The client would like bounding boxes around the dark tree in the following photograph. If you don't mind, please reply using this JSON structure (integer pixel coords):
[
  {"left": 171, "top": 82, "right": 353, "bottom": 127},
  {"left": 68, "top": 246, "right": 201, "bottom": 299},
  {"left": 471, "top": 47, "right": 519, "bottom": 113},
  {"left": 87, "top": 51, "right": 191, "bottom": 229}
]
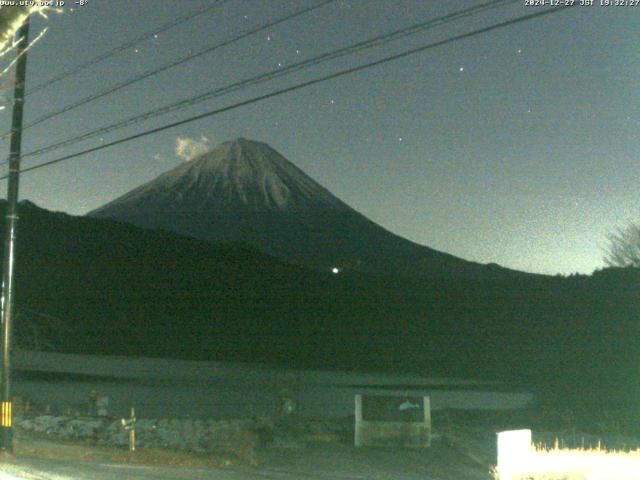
[{"left": 604, "top": 223, "right": 640, "bottom": 268}]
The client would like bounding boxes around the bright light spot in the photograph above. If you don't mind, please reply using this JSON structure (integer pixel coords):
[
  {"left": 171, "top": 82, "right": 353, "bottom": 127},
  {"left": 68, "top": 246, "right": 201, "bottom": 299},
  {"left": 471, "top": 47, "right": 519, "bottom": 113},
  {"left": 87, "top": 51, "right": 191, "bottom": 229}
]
[
  {"left": 331, "top": 267, "right": 340, "bottom": 274},
  {"left": 0, "top": 24, "right": 50, "bottom": 82},
  {"left": 0, "top": 7, "right": 45, "bottom": 54},
  {"left": 398, "top": 136, "right": 403, "bottom": 142},
  {"left": 496, "top": 429, "right": 532, "bottom": 479},
  {"left": 494, "top": 429, "right": 640, "bottom": 480},
  {"left": 459, "top": 66, "right": 464, "bottom": 72},
  {"left": 266, "top": 35, "right": 272, "bottom": 41}
]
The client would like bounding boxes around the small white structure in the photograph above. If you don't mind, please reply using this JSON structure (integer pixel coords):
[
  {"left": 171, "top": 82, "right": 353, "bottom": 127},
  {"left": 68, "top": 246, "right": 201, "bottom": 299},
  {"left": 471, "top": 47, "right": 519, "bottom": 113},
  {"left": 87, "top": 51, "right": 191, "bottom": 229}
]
[
  {"left": 354, "top": 394, "right": 431, "bottom": 448},
  {"left": 496, "top": 429, "right": 532, "bottom": 479}
]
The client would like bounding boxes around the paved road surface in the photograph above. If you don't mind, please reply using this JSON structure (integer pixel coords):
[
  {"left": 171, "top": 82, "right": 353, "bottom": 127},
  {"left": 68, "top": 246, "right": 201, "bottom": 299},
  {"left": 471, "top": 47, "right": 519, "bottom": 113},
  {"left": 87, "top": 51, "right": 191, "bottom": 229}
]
[{"left": 0, "top": 443, "right": 491, "bottom": 479}]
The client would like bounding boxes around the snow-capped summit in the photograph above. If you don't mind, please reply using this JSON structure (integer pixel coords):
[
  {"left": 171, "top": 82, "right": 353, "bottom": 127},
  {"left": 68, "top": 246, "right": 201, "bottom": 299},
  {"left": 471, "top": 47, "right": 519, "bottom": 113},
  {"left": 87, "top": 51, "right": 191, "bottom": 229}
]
[
  {"left": 89, "top": 138, "right": 507, "bottom": 277},
  {"left": 92, "top": 138, "right": 348, "bottom": 214}
]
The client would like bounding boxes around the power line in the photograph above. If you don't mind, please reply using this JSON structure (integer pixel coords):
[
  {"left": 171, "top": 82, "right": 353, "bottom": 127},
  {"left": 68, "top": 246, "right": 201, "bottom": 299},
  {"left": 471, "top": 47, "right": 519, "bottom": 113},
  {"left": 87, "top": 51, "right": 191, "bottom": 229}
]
[
  {"left": 6, "top": 5, "right": 573, "bottom": 180},
  {"left": 21, "top": 0, "right": 516, "bottom": 160},
  {"left": 13, "top": 0, "right": 337, "bottom": 135},
  {"left": 26, "top": 0, "right": 232, "bottom": 96}
]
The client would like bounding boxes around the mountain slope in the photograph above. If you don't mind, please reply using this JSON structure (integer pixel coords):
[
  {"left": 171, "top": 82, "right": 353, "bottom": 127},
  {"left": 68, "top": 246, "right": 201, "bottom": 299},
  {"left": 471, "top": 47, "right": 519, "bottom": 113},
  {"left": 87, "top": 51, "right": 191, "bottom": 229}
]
[{"left": 89, "top": 138, "right": 517, "bottom": 278}]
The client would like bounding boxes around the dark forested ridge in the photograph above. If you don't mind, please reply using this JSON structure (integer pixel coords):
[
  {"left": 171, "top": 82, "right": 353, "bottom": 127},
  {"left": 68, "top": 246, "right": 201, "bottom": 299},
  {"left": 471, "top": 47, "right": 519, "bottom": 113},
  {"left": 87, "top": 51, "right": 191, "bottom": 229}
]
[{"left": 4, "top": 200, "right": 639, "bottom": 412}]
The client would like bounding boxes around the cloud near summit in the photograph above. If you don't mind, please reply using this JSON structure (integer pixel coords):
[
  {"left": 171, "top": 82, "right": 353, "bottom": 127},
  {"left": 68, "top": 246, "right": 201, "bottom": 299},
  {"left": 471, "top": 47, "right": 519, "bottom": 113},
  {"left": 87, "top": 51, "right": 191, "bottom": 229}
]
[{"left": 175, "top": 135, "right": 211, "bottom": 162}]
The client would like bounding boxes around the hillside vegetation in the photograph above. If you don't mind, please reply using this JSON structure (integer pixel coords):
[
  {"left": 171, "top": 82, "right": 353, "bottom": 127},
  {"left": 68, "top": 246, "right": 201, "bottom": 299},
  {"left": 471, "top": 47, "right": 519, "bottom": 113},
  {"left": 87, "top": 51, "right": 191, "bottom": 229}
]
[{"left": 4, "top": 201, "right": 639, "bottom": 421}]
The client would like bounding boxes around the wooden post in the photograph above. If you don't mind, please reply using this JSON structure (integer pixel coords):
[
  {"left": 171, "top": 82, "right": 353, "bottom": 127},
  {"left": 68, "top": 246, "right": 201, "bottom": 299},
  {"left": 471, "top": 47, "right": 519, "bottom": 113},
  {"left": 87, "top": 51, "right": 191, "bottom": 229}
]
[
  {"left": 121, "top": 406, "right": 136, "bottom": 452},
  {"left": 129, "top": 407, "right": 136, "bottom": 452}
]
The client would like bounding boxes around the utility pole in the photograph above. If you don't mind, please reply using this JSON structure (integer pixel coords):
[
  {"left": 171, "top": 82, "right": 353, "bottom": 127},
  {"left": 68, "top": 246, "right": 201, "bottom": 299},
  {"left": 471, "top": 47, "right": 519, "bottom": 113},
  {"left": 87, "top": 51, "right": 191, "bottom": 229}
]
[{"left": 0, "top": 17, "right": 30, "bottom": 453}]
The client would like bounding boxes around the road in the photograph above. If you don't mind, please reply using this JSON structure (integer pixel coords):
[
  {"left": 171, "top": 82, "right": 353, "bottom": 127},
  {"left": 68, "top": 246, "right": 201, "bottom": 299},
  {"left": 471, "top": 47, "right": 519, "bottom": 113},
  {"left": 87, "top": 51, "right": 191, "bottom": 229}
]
[
  {"left": 0, "top": 442, "right": 492, "bottom": 480},
  {"left": 1, "top": 459, "right": 267, "bottom": 480},
  {"left": 0, "top": 458, "right": 407, "bottom": 480}
]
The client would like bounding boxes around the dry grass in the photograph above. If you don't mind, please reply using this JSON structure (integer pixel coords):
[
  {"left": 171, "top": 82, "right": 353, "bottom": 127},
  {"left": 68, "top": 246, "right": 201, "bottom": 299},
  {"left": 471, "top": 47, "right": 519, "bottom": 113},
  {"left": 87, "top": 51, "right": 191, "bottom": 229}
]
[{"left": 493, "top": 444, "right": 640, "bottom": 480}]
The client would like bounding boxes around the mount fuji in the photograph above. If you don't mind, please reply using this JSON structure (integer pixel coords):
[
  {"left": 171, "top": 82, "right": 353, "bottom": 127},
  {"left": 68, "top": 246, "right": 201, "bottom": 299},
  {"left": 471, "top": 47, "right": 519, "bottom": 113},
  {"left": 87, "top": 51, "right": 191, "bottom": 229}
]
[{"left": 89, "top": 138, "right": 515, "bottom": 278}]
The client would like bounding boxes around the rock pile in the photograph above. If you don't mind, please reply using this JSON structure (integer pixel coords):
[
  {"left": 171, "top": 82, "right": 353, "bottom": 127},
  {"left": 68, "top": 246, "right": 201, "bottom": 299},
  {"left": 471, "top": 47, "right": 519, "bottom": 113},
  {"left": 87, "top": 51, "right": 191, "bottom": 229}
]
[{"left": 15, "top": 415, "right": 259, "bottom": 453}]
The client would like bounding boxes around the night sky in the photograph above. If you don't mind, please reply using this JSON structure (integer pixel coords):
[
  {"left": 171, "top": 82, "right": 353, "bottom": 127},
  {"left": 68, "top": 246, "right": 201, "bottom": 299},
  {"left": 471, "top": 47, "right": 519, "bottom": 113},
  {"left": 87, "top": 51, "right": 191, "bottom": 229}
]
[{"left": 0, "top": 0, "right": 637, "bottom": 275}]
